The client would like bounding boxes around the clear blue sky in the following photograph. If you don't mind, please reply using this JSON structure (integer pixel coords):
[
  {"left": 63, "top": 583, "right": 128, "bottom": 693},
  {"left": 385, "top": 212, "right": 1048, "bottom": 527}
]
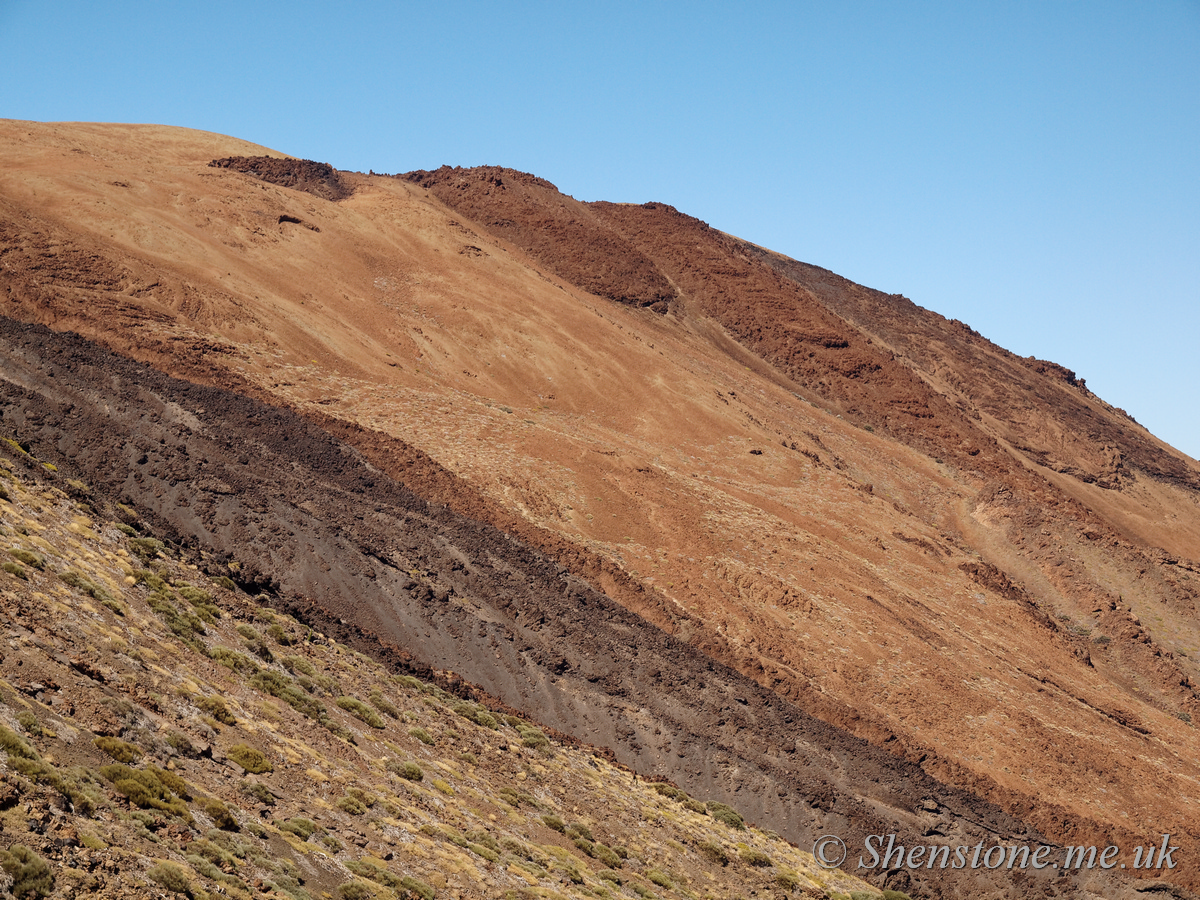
[{"left": 3, "top": 1, "right": 1197, "bottom": 458}]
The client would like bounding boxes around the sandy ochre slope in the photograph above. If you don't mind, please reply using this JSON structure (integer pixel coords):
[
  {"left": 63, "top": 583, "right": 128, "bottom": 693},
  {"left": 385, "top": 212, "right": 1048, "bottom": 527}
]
[{"left": 2, "top": 121, "right": 1200, "bottom": 897}]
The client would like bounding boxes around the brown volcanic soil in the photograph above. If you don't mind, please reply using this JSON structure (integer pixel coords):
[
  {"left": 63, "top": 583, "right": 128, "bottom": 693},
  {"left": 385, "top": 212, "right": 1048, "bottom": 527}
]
[
  {"left": 3, "top": 122, "right": 1200, "bottom": 896},
  {"left": 0, "top": 316, "right": 1086, "bottom": 899},
  {"left": 743, "top": 245, "right": 1200, "bottom": 557}
]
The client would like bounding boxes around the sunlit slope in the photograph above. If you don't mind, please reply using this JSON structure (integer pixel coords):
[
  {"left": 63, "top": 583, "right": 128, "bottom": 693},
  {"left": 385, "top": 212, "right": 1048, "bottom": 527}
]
[{"left": 2, "top": 122, "right": 1199, "bottom": 891}]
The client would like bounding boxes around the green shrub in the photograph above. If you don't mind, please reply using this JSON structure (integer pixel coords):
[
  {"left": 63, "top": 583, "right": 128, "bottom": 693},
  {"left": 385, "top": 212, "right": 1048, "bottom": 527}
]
[
  {"left": 205, "top": 797, "right": 239, "bottom": 830},
  {"left": 16, "top": 710, "right": 40, "bottom": 736},
  {"left": 336, "top": 881, "right": 372, "bottom": 900},
  {"left": 345, "top": 858, "right": 400, "bottom": 887},
  {"left": 2, "top": 561, "right": 26, "bottom": 580},
  {"left": 249, "top": 670, "right": 324, "bottom": 721},
  {"left": 237, "top": 624, "right": 274, "bottom": 661},
  {"left": 698, "top": 841, "right": 729, "bottom": 865},
  {"left": 775, "top": 871, "right": 801, "bottom": 890},
  {"left": 128, "top": 537, "right": 165, "bottom": 561},
  {"left": 565, "top": 822, "right": 593, "bottom": 842},
  {"left": 739, "top": 847, "right": 773, "bottom": 867},
  {"left": 147, "top": 861, "right": 191, "bottom": 894},
  {"left": 369, "top": 690, "right": 400, "bottom": 718},
  {"left": 165, "top": 731, "right": 195, "bottom": 757},
  {"left": 646, "top": 868, "right": 673, "bottom": 887},
  {"left": 266, "top": 623, "right": 292, "bottom": 645},
  {"left": 59, "top": 570, "right": 121, "bottom": 610},
  {"left": 8, "top": 549, "right": 44, "bottom": 570},
  {"left": 518, "top": 725, "right": 549, "bottom": 749},
  {"left": 706, "top": 801, "right": 745, "bottom": 830},
  {"left": 178, "top": 585, "right": 222, "bottom": 623},
  {"left": 650, "top": 782, "right": 684, "bottom": 800},
  {"left": 420, "top": 823, "right": 468, "bottom": 848},
  {"left": 399, "top": 876, "right": 435, "bottom": 900},
  {"left": 282, "top": 655, "right": 315, "bottom": 677},
  {"left": 541, "top": 814, "right": 565, "bottom": 832},
  {"left": 593, "top": 843, "right": 622, "bottom": 868},
  {"left": 187, "top": 838, "right": 236, "bottom": 868},
  {"left": 315, "top": 673, "right": 341, "bottom": 695},
  {"left": 228, "top": 744, "right": 272, "bottom": 774},
  {"left": 205, "top": 646, "right": 258, "bottom": 675},
  {"left": 132, "top": 569, "right": 167, "bottom": 591},
  {"left": 147, "top": 590, "right": 206, "bottom": 641},
  {"left": 336, "top": 696, "right": 385, "bottom": 729},
  {"left": 154, "top": 766, "right": 192, "bottom": 800},
  {"left": 469, "top": 842, "right": 499, "bottom": 862},
  {"left": 99, "top": 764, "right": 191, "bottom": 819},
  {"left": 451, "top": 700, "right": 498, "bottom": 729},
  {"left": 0, "top": 723, "right": 38, "bottom": 759},
  {"left": 408, "top": 727, "right": 434, "bottom": 745},
  {"left": 497, "top": 786, "right": 539, "bottom": 808},
  {"left": 337, "top": 794, "right": 367, "bottom": 815},
  {"left": 461, "top": 831, "right": 495, "bottom": 853},
  {"left": 387, "top": 759, "right": 423, "bottom": 781},
  {"left": 241, "top": 781, "right": 276, "bottom": 806},
  {"left": 882, "top": 892, "right": 914, "bottom": 900},
  {"left": 348, "top": 787, "right": 376, "bottom": 807},
  {"left": 0, "top": 845, "right": 53, "bottom": 899},
  {"left": 94, "top": 736, "right": 142, "bottom": 763},
  {"left": 277, "top": 817, "right": 319, "bottom": 840},
  {"left": 197, "top": 695, "right": 236, "bottom": 725},
  {"left": 598, "top": 869, "right": 623, "bottom": 885},
  {"left": 187, "top": 853, "right": 222, "bottom": 880},
  {"left": 5, "top": 748, "right": 101, "bottom": 815}
]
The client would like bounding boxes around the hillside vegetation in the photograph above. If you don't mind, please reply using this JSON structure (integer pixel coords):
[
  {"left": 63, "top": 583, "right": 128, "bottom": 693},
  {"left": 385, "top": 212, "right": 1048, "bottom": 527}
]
[{"left": 0, "top": 448, "right": 879, "bottom": 900}]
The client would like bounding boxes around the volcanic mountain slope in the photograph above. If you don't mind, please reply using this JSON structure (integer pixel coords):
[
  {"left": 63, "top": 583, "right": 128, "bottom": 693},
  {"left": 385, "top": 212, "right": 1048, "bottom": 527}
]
[
  {"left": 0, "top": 449, "right": 884, "bottom": 900},
  {"left": 1, "top": 120, "right": 1199, "bottom": 898},
  {"left": 0, "top": 317, "right": 1075, "bottom": 900}
]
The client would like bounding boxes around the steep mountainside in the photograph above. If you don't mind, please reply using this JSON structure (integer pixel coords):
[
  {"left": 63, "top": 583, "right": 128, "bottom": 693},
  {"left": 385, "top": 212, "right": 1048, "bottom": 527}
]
[
  {"left": 0, "top": 446, "right": 884, "bottom": 900},
  {"left": 2, "top": 121, "right": 1199, "bottom": 899}
]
